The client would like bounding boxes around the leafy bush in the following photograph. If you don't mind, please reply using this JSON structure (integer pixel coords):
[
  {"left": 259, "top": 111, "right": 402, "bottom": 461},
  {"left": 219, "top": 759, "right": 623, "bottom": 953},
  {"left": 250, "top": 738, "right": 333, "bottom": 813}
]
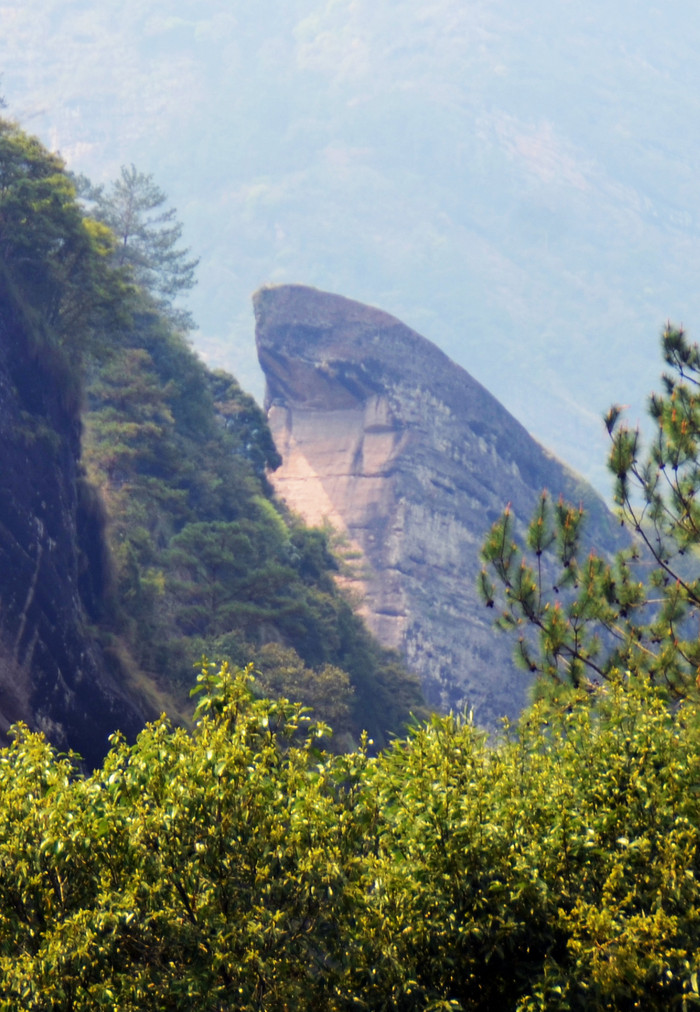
[{"left": 1, "top": 664, "right": 699, "bottom": 1010}]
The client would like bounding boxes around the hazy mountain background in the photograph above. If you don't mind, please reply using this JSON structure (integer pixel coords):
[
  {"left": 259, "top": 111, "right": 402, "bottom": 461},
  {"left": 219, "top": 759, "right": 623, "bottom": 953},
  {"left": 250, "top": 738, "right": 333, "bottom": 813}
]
[{"left": 2, "top": 0, "right": 699, "bottom": 495}]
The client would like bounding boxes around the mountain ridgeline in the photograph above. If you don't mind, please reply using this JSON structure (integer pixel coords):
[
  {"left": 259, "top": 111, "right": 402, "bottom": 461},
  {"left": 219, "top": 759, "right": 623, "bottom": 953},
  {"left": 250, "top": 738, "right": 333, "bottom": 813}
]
[{"left": 0, "top": 118, "right": 424, "bottom": 760}]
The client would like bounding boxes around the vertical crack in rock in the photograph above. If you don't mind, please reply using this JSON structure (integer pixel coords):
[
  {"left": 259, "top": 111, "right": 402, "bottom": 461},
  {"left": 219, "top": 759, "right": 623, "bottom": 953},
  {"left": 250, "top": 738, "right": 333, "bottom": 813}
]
[{"left": 255, "top": 283, "right": 621, "bottom": 728}]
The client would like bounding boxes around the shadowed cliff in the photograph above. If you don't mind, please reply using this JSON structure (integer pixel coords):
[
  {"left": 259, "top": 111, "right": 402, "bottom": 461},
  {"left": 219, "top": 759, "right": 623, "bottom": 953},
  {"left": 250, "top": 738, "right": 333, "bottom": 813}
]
[
  {"left": 0, "top": 271, "right": 151, "bottom": 767},
  {"left": 255, "top": 283, "right": 621, "bottom": 725}
]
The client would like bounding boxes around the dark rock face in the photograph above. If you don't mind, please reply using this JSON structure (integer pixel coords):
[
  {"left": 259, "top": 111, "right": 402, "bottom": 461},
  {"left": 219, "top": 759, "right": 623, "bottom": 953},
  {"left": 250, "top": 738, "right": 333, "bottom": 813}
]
[
  {"left": 0, "top": 276, "right": 149, "bottom": 767},
  {"left": 255, "top": 283, "right": 619, "bottom": 726}
]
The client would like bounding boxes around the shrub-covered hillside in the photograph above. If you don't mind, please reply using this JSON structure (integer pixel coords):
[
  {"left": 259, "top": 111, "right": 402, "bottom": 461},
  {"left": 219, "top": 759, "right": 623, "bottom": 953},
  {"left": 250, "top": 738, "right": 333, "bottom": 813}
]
[{"left": 0, "top": 114, "right": 425, "bottom": 752}]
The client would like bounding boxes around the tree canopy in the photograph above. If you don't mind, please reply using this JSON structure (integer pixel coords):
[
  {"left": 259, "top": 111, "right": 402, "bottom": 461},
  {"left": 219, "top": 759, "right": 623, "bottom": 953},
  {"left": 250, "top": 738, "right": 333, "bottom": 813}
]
[
  {"left": 0, "top": 117, "right": 123, "bottom": 393},
  {"left": 1, "top": 662, "right": 699, "bottom": 1010}
]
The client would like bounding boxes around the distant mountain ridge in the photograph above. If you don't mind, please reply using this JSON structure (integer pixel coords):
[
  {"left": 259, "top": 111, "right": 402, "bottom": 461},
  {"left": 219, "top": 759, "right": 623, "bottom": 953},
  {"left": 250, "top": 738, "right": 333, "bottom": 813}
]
[
  {"left": 255, "top": 284, "right": 624, "bottom": 724},
  {"left": 3, "top": 0, "right": 700, "bottom": 494}
]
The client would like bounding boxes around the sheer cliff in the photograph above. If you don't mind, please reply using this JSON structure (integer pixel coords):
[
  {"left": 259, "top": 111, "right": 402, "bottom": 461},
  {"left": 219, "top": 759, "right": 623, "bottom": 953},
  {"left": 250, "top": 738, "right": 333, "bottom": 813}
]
[
  {"left": 255, "top": 284, "right": 621, "bottom": 725},
  {"left": 0, "top": 272, "right": 150, "bottom": 766}
]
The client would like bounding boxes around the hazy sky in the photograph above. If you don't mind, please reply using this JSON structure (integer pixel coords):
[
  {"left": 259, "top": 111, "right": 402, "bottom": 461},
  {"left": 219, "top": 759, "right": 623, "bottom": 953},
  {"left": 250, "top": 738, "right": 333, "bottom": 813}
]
[{"left": 2, "top": 0, "right": 700, "bottom": 495}]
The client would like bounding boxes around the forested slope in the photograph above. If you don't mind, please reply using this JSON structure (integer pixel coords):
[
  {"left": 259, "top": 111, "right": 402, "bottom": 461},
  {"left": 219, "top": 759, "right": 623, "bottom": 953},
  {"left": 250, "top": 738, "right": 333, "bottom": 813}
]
[{"left": 0, "top": 115, "right": 424, "bottom": 756}]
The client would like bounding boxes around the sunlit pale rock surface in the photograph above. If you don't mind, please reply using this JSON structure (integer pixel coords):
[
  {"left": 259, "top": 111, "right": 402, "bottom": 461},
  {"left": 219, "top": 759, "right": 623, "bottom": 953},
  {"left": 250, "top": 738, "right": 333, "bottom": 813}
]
[{"left": 255, "top": 284, "right": 619, "bottom": 725}]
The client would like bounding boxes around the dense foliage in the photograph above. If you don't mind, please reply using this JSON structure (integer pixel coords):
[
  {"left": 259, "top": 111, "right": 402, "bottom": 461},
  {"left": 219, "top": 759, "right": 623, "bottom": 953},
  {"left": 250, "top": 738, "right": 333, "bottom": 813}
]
[
  {"left": 0, "top": 118, "right": 127, "bottom": 414},
  {"left": 1, "top": 663, "right": 699, "bottom": 1010}
]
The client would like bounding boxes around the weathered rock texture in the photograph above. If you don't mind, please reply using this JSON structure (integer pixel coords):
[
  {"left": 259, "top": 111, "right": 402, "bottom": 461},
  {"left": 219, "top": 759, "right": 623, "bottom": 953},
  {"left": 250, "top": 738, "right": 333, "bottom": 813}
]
[
  {"left": 255, "top": 283, "right": 619, "bottom": 726},
  {"left": 0, "top": 274, "right": 150, "bottom": 767}
]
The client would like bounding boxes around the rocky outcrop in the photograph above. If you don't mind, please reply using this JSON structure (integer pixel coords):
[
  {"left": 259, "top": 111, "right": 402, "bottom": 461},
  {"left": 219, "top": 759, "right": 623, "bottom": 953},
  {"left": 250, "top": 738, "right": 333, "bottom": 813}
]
[
  {"left": 0, "top": 273, "right": 150, "bottom": 767},
  {"left": 255, "top": 284, "right": 620, "bottom": 726}
]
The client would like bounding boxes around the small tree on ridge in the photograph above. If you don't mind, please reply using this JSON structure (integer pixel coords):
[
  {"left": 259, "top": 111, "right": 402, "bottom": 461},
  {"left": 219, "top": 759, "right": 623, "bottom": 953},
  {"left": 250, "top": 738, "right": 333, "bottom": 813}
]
[{"left": 82, "top": 164, "right": 198, "bottom": 330}]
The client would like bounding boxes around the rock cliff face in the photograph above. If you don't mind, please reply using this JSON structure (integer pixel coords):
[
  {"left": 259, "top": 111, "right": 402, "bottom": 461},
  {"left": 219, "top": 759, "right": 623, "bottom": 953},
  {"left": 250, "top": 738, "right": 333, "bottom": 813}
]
[
  {"left": 255, "top": 284, "right": 618, "bottom": 726},
  {"left": 0, "top": 274, "right": 149, "bottom": 767}
]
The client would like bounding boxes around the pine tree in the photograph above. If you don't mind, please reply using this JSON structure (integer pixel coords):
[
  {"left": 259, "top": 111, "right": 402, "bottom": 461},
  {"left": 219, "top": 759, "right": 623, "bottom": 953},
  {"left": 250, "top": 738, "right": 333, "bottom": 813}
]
[
  {"left": 480, "top": 324, "right": 700, "bottom": 699},
  {"left": 81, "top": 164, "right": 198, "bottom": 330}
]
